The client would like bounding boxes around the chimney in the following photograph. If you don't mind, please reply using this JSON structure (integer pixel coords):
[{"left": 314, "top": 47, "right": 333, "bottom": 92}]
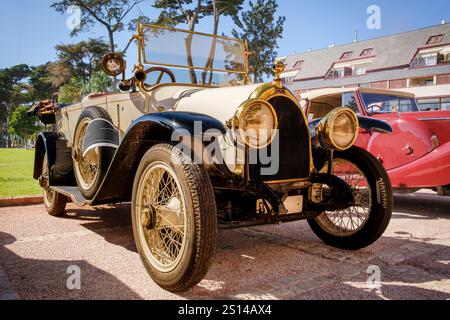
[
  {"left": 354, "top": 30, "right": 359, "bottom": 43},
  {"left": 442, "top": 19, "right": 447, "bottom": 25}
]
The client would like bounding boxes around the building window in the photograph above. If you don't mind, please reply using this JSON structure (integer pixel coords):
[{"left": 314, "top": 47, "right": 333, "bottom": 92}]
[
  {"left": 340, "top": 51, "right": 353, "bottom": 60},
  {"left": 417, "top": 98, "right": 441, "bottom": 111},
  {"left": 360, "top": 48, "right": 373, "bottom": 57},
  {"left": 410, "top": 77, "right": 435, "bottom": 87},
  {"left": 427, "top": 34, "right": 444, "bottom": 45},
  {"left": 293, "top": 60, "right": 304, "bottom": 69},
  {"left": 354, "top": 67, "right": 367, "bottom": 76},
  {"left": 326, "top": 67, "right": 352, "bottom": 78},
  {"left": 425, "top": 78, "right": 435, "bottom": 86},
  {"left": 443, "top": 98, "right": 450, "bottom": 110},
  {"left": 282, "top": 76, "right": 295, "bottom": 85},
  {"left": 418, "top": 97, "right": 450, "bottom": 111}
]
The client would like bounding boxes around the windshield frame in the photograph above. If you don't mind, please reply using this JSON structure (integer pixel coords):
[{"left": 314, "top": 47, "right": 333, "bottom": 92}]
[
  {"left": 360, "top": 92, "right": 420, "bottom": 114},
  {"left": 140, "top": 24, "right": 250, "bottom": 78}
]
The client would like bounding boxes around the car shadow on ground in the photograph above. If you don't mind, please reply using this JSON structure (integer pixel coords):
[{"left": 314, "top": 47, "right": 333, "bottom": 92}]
[
  {"left": 12, "top": 194, "right": 448, "bottom": 300},
  {"left": 393, "top": 193, "right": 450, "bottom": 219},
  {"left": 0, "top": 231, "right": 142, "bottom": 300},
  {"left": 63, "top": 203, "right": 137, "bottom": 253}
]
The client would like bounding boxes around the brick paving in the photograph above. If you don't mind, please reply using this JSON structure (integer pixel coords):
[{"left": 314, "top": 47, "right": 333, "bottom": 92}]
[{"left": 0, "top": 192, "right": 449, "bottom": 300}]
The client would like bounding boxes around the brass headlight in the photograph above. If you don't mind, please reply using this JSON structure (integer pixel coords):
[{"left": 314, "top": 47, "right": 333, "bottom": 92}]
[
  {"left": 100, "top": 53, "right": 126, "bottom": 77},
  {"left": 232, "top": 99, "right": 278, "bottom": 149},
  {"left": 316, "top": 108, "right": 359, "bottom": 151}
]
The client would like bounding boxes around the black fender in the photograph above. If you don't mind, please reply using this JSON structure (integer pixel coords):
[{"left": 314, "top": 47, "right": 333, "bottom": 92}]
[
  {"left": 34, "top": 132, "right": 75, "bottom": 186},
  {"left": 309, "top": 115, "right": 393, "bottom": 139},
  {"left": 93, "top": 112, "right": 226, "bottom": 203},
  {"left": 357, "top": 116, "right": 393, "bottom": 134},
  {"left": 34, "top": 132, "right": 58, "bottom": 180},
  {"left": 82, "top": 118, "right": 120, "bottom": 156}
]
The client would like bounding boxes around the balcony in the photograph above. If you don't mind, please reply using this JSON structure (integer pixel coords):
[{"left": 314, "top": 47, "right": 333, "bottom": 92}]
[
  {"left": 325, "top": 68, "right": 366, "bottom": 79},
  {"left": 411, "top": 55, "right": 450, "bottom": 69}
]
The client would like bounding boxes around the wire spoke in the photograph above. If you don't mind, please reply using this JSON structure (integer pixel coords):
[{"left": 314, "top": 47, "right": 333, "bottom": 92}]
[
  {"left": 320, "top": 158, "right": 372, "bottom": 236},
  {"left": 137, "top": 163, "right": 187, "bottom": 270}
]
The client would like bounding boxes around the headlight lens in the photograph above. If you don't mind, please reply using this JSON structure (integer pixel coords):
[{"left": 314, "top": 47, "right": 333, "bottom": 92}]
[
  {"left": 317, "top": 108, "right": 359, "bottom": 151},
  {"left": 101, "top": 53, "right": 126, "bottom": 77},
  {"left": 235, "top": 100, "right": 278, "bottom": 149}
]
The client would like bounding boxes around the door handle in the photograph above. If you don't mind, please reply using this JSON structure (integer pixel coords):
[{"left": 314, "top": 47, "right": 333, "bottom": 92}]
[{"left": 402, "top": 144, "right": 414, "bottom": 156}]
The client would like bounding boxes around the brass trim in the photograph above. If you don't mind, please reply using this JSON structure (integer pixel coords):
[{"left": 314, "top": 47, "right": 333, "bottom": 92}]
[
  {"left": 140, "top": 61, "right": 248, "bottom": 75},
  {"left": 250, "top": 83, "right": 316, "bottom": 180},
  {"left": 142, "top": 23, "right": 244, "bottom": 43},
  {"left": 231, "top": 98, "right": 279, "bottom": 150},
  {"left": 100, "top": 53, "right": 127, "bottom": 77},
  {"left": 315, "top": 107, "right": 359, "bottom": 151},
  {"left": 265, "top": 178, "right": 311, "bottom": 185},
  {"left": 273, "top": 62, "right": 285, "bottom": 89}
]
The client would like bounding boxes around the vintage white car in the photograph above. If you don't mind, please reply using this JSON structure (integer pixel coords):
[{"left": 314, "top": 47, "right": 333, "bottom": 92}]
[{"left": 30, "top": 22, "right": 394, "bottom": 292}]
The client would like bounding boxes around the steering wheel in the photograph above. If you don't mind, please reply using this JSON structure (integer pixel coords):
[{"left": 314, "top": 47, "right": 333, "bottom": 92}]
[
  {"left": 367, "top": 104, "right": 383, "bottom": 113},
  {"left": 144, "top": 67, "right": 176, "bottom": 86}
]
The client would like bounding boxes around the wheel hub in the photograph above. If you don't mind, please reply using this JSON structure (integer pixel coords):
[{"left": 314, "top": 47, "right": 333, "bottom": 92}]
[
  {"left": 141, "top": 205, "right": 157, "bottom": 230},
  {"left": 38, "top": 175, "right": 48, "bottom": 188}
]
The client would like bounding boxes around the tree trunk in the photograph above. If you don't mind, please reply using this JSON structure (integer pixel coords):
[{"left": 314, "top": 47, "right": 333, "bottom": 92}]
[
  {"left": 202, "top": 11, "right": 220, "bottom": 85},
  {"left": 186, "top": 18, "right": 198, "bottom": 84}
]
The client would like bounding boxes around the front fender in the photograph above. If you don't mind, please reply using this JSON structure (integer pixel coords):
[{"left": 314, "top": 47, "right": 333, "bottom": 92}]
[
  {"left": 357, "top": 116, "right": 393, "bottom": 134},
  {"left": 92, "top": 112, "right": 226, "bottom": 203}
]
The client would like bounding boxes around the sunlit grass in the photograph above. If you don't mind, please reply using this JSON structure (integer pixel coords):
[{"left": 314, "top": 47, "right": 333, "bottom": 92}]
[{"left": 0, "top": 148, "right": 41, "bottom": 197}]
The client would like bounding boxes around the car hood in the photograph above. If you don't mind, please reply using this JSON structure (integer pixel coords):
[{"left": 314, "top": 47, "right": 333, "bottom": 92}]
[{"left": 175, "top": 83, "right": 262, "bottom": 123}]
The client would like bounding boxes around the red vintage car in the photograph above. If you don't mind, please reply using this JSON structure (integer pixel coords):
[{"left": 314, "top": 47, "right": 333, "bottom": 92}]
[{"left": 301, "top": 87, "right": 450, "bottom": 195}]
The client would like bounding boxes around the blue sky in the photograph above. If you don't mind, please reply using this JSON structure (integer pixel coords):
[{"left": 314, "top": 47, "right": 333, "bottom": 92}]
[{"left": 0, "top": 0, "right": 449, "bottom": 69}]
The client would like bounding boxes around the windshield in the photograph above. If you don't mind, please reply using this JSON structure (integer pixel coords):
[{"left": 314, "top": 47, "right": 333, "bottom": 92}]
[
  {"left": 141, "top": 25, "right": 248, "bottom": 86},
  {"left": 361, "top": 93, "right": 419, "bottom": 114}
]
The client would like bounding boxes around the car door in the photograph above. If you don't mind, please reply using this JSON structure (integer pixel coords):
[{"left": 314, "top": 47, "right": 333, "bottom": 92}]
[{"left": 356, "top": 92, "right": 435, "bottom": 171}]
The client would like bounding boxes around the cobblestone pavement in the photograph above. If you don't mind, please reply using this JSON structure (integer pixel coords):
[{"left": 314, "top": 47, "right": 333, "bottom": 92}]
[{"left": 0, "top": 192, "right": 449, "bottom": 300}]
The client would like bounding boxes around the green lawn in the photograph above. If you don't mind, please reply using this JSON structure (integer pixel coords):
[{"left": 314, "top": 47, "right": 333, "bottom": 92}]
[{"left": 0, "top": 148, "right": 41, "bottom": 198}]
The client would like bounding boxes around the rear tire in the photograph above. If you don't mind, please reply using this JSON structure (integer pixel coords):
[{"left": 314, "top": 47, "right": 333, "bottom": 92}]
[
  {"left": 131, "top": 144, "right": 217, "bottom": 292},
  {"left": 42, "top": 155, "right": 67, "bottom": 217},
  {"left": 308, "top": 147, "right": 393, "bottom": 250},
  {"left": 73, "top": 107, "right": 114, "bottom": 199}
]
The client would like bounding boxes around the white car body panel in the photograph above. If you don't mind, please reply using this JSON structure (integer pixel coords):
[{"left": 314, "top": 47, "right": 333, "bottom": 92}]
[
  {"left": 56, "top": 83, "right": 263, "bottom": 150},
  {"left": 175, "top": 84, "right": 261, "bottom": 123}
]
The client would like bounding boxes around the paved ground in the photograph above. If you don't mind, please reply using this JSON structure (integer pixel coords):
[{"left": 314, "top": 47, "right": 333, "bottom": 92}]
[{"left": 0, "top": 192, "right": 449, "bottom": 300}]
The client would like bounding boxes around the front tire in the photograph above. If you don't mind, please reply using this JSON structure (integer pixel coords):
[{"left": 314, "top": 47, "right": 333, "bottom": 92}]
[
  {"left": 131, "top": 144, "right": 217, "bottom": 292},
  {"left": 308, "top": 147, "right": 393, "bottom": 250}
]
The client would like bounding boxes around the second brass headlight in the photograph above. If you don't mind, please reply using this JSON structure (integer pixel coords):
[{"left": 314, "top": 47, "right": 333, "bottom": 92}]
[
  {"left": 316, "top": 108, "right": 359, "bottom": 151},
  {"left": 233, "top": 99, "right": 278, "bottom": 149}
]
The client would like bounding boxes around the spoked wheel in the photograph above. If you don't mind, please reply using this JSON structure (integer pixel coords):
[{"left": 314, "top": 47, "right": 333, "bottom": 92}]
[
  {"left": 308, "top": 147, "right": 393, "bottom": 250},
  {"left": 42, "top": 155, "right": 67, "bottom": 217},
  {"left": 73, "top": 107, "right": 114, "bottom": 199},
  {"left": 132, "top": 144, "right": 217, "bottom": 292},
  {"left": 73, "top": 118, "right": 100, "bottom": 190},
  {"left": 317, "top": 158, "right": 371, "bottom": 236}
]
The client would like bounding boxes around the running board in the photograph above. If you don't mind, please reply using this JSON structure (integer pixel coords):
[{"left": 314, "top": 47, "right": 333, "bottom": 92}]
[{"left": 51, "top": 186, "right": 90, "bottom": 206}]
